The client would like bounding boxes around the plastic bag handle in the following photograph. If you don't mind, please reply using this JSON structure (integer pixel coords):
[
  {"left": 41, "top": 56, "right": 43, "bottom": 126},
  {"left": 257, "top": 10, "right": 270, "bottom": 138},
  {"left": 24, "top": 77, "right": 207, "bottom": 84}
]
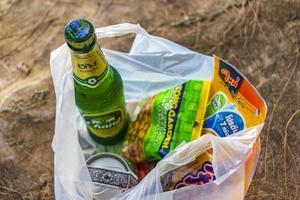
[{"left": 95, "top": 23, "right": 148, "bottom": 38}]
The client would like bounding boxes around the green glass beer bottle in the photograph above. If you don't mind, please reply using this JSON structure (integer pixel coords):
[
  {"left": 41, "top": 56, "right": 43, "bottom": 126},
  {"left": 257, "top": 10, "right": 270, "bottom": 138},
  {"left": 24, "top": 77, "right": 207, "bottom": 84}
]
[{"left": 64, "top": 19, "right": 128, "bottom": 145}]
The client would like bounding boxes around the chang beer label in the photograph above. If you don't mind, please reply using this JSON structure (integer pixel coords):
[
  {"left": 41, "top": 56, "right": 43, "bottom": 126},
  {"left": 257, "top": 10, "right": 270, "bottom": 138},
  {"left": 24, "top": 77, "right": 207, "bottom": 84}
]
[
  {"left": 84, "top": 110, "right": 125, "bottom": 138},
  {"left": 71, "top": 47, "right": 107, "bottom": 88}
]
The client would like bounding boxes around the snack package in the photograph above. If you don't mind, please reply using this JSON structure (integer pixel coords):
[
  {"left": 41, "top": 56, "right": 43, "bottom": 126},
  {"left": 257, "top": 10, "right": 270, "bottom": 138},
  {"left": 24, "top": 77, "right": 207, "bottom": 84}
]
[
  {"left": 161, "top": 151, "right": 215, "bottom": 191},
  {"left": 203, "top": 56, "right": 267, "bottom": 136},
  {"left": 123, "top": 80, "right": 211, "bottom": 163},
  {"left": 161, "top": 56, "right": 267, "bottom": 191}
]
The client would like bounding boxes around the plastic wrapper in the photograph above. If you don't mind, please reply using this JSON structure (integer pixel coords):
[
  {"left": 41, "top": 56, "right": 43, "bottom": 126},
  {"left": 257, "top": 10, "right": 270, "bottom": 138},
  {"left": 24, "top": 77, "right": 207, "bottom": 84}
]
[
  {"left": 50, "top": 23, "right": 267, "bottom": 200},
  {"left": 203, "top": 56, "right": 267, "bottom": 136},
  {"left": 123, "top": 80, "right": 211, "bottom": 162}
]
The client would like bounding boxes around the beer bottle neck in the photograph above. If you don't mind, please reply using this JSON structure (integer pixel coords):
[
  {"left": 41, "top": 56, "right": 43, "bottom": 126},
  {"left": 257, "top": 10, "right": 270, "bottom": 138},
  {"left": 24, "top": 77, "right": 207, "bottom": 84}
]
[{"left": 70, "top": 43, "right": 109, "bottom": 88}]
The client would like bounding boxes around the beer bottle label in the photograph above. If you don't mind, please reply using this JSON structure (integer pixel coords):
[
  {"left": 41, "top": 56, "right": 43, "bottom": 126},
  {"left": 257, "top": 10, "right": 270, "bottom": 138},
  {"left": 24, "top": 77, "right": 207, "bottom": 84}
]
[
  {"left": 83, "top": 109, "right": 125, "bottom": 138},
  {"left": 71, "top": 48, "right": 107, "bottom": 88}
]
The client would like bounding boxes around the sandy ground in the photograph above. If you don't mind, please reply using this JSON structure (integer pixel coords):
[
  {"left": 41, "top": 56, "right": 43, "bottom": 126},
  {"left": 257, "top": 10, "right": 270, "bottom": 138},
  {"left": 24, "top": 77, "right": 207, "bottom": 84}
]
[{"left": 0, "top": 0, "right": 299, "bottom": 199}]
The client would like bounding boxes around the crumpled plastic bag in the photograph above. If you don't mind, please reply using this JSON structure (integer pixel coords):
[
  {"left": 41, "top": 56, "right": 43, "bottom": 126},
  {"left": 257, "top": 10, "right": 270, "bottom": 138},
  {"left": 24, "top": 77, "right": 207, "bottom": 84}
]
[{"left": 50, "top": 23, "right": 266, "bottom": 200}]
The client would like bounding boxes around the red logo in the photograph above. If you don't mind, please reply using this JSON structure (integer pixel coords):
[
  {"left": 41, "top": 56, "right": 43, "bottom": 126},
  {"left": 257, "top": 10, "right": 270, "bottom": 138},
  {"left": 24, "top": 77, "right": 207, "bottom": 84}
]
[{"left": 221, "top": 69, "right": 240, "bottom": 88}]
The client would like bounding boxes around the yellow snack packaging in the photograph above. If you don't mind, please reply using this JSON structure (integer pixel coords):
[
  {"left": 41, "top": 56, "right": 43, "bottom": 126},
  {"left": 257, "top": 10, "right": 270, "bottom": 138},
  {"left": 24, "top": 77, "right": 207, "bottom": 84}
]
[{"left": 203, "top": 56, "right": 267, "bottom": 135}]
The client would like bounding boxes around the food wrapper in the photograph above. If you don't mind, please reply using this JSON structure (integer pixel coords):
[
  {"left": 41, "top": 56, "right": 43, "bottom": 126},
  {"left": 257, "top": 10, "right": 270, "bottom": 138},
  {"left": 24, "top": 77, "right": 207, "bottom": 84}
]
[
  {"left": 123, "top": 80, "right": 211, "bottom": 163},
  {"left": 161, "top": 151, "right": 214, "bottom": 191},
  {"left": 203, "top": 56, "right": 267, "bottom": 135}
]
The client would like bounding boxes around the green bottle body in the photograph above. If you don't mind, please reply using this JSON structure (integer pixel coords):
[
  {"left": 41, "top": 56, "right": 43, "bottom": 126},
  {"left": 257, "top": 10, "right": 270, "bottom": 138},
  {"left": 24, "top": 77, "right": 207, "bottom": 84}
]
[{"left": 71, "top": 45, "right": 128, "bottom": 145}]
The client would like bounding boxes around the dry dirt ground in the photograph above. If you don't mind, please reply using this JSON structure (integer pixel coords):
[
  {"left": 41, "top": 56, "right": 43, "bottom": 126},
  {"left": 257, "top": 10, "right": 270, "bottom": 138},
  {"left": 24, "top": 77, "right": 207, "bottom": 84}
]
[{"left": 0, "top": 0, "right": 299, "bottom": 199}]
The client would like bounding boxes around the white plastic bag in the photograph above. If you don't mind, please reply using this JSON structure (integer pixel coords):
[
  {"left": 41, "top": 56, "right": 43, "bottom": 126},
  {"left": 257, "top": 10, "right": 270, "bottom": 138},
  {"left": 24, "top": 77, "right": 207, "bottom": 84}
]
[{"left": 50, "top": 23, "right": 265, "bottom": 200}]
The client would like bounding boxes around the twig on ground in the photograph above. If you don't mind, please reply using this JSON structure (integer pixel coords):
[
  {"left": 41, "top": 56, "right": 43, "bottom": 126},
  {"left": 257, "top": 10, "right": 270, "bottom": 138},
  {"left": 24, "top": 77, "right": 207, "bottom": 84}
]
[{"left": 0, "top": 185, "right": 24, "bottom": 199}]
